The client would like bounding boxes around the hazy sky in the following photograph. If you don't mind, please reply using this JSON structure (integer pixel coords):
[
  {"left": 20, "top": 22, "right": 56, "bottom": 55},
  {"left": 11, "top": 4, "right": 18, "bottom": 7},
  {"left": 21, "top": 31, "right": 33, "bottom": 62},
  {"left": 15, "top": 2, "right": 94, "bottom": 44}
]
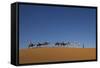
[{"left": 19, "top": 4, "right": 96, "bottom": 48}]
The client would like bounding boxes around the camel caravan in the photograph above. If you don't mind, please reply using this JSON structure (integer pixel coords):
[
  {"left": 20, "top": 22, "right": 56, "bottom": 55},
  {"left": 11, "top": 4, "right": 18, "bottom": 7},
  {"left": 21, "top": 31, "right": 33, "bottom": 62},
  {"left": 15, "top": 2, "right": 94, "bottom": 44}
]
[{"left": 28, "top": 41, "right": 81, "bottom": 48}]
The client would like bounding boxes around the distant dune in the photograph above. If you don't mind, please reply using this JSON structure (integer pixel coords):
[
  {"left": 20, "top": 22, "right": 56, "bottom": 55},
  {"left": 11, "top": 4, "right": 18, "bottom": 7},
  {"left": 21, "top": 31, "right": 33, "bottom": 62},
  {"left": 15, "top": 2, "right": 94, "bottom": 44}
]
[{"left": 19, "top": 48, "right": 96, "bottom": 64}]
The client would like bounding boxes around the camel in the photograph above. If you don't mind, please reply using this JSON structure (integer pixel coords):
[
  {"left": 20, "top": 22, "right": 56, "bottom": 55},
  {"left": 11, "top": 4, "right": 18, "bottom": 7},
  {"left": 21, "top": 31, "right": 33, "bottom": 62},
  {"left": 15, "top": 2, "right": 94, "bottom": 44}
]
[
  {"left": 28, "top": 43, "right": 35, "bottom": 48},
  {"left": 55, "top": 42, "right": 67, "bottom": 47},
  {"left": 28, "top": 41, "right": 35, "bottom": 48},
  {"left": 37, "top": 42, "right": 49, "bottom": 47}
]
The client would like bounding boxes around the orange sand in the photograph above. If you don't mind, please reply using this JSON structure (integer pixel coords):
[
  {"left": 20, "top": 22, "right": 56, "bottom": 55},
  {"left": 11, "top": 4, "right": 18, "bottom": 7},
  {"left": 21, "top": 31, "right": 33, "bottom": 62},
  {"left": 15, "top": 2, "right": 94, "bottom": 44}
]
[{"left": 19, "top": 48, "right": 96, "bottom": 64}]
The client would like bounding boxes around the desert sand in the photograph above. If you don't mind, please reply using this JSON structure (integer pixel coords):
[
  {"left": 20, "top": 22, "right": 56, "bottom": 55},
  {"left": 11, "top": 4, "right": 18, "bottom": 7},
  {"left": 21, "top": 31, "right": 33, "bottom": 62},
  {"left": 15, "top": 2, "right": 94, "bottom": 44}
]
[{"left": 19, "top": 48, "right": 96, "bottom": 64}]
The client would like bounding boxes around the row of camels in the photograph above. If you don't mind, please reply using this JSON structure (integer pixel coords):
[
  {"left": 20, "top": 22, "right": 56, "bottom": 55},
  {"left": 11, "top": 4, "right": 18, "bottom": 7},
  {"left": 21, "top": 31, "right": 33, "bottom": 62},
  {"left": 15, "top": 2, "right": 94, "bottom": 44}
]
[{"left": 28, "top": 41, "right": 81, "bottom": 48}]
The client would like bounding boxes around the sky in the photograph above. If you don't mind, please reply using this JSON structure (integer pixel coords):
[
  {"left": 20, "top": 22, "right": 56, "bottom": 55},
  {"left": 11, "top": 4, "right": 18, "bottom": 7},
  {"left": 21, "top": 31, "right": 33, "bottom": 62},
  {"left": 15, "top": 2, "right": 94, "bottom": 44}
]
[{"left": 19, "top": 4, "right": 96, "bottom": 48}]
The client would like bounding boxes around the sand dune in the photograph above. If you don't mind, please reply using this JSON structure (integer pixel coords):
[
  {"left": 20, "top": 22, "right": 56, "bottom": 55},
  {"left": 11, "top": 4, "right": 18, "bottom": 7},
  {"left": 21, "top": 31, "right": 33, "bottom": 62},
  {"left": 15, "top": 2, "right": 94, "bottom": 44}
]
[{"left": 19, "top": 48, "right": 96, "bottom": 64}]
